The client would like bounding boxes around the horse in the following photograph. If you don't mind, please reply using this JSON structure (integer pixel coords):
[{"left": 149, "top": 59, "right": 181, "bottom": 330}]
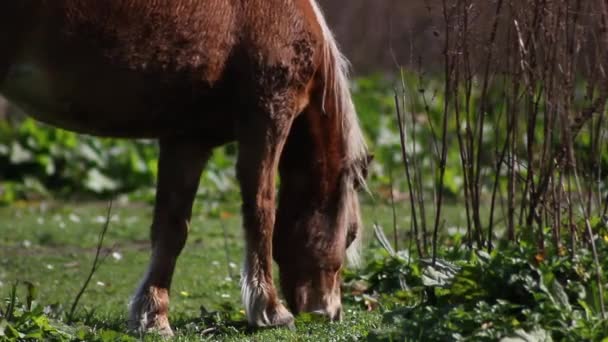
[{"left": 0, "top": 0, "right": 369, "bottom": 336}]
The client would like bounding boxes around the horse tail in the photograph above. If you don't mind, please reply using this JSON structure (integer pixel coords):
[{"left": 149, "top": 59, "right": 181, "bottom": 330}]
[{"left": 309, "top": 0, "right": 368, "bottom": 266}]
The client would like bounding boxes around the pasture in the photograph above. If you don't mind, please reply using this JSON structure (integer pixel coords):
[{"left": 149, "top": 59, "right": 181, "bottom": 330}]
[
  {"left": 0, "top": 200, "right": 388, "bottom": 341},
  {"left": 1, "top": 199, "right": 477, "bottom": 340},
  {"left": 2, "top": 0, "right": 608, "bottom": 341},
  {"left": 3, "top": 196, "right": 608, "bottom": 341}
]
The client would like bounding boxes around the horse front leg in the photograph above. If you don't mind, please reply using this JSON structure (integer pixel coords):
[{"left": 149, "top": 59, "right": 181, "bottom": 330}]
[
  {"left": 237, "top": 104, "right": 296, "bottom": 328},
  {"left": 129, "top": 139, "right": 211, "bottom": 336}
]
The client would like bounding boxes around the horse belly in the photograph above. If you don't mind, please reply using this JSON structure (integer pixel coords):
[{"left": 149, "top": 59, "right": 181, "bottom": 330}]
[
  {"left": 0, "top": 0, "right": 240, "bottom": 139},
  {"left": 1, "top": 61, "right": 63, "bottom": 118},
  {"left": 0, "top": 57, "right": 234, "bottom": 141},
  {"left": 1, "top": 61, "right": 142, "bottom": 135}
]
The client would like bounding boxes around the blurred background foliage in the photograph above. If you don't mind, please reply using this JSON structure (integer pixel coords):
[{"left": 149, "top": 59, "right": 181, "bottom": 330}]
[{"left": 1, "top": 73, "right": 605, "bottom": 205}]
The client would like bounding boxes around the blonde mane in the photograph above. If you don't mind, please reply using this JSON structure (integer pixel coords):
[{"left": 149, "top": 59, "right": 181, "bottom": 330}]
[{"left": 310, "top": 0, "right": 368, "bottom": 266}]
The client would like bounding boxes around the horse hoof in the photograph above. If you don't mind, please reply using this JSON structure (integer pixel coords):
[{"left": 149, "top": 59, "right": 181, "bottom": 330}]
[
  {"left": 248, "top": 302, "right": 295, "bottom": 329},
  {"left": 266, "top": 303, "right": 295, "bottom": 328},
  {"left": 134, "top": 322, "right": 174, "bottom": 338},
  {"left": 151, "top": 324, "right": 175, "bottom": 338},
  {"left": 128, "top": 287, "right": 173, "bottom": 337},
  {"left": 128, "top": 314, "right": 174, "bottom": 338}
]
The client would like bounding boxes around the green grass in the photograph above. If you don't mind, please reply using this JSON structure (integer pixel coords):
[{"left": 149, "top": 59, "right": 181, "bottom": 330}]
[
  {"left": 0, "top": 192, "right": 480, "bottom": 341},
  {"left": 1, "top": 196, "right": 428, "bottom": 341},
  {"left": 4, "top": 196, "right": 603, "bottom": 341}
]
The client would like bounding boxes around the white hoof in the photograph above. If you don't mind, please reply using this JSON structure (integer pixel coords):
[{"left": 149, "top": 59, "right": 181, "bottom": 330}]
[{"left": 241, "top": 276, "right": 294, "bottom": 327}]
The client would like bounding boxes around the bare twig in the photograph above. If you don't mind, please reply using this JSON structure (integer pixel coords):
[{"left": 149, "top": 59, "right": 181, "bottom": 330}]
[
  {"left": 67, "top": 201, "right": 113, "bottom": 323},
  {"left": 433, "top": 0, "right": 455, "bottom": 265},
  {"left": 394, "top": 93, "right": 424, "bottom": 258}
]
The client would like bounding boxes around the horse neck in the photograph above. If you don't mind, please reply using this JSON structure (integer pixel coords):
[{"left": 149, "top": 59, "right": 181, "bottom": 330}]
[{"left": 279, "top": 95, "right": 346, "bottom": 206}]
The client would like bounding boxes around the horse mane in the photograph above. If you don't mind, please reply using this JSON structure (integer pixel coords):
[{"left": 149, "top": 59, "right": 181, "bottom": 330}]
[{"left": 310, "top": 0, "right": 368, "bottom": 267}]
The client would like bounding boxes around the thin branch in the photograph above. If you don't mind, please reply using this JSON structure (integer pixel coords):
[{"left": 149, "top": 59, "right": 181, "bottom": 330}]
[
  {"left": 67, "top": 201, "right": 113, "bottom": 323},
  {"left": 394, "top": 92, "right": 423, "bottom": 258}
]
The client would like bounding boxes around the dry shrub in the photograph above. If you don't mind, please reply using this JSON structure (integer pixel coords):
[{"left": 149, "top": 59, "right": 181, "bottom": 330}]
[{"left": 389, "top": 0, "right": 608, "bottom": 314}]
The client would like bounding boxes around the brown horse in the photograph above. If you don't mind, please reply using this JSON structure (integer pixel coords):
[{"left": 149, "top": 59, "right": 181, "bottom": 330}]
[{"left": 0, "top": 0, "right": 369, "bottom": 336}]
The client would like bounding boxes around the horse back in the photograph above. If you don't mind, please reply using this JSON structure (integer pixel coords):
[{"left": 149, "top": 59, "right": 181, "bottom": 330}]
[
  {"left": 49, "top": 1, "right": 240, "bottom": 83},
  {"left": 50, "top": 0, "right": 322, "bottom": 86},
  {"left": 0, "top": 0, "right": 323, "bottom": 139}
]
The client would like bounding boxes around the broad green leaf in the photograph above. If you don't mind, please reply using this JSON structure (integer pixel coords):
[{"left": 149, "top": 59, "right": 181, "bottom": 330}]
[{"left": 85, "top": 168, "right": 119, "bottom": 193}]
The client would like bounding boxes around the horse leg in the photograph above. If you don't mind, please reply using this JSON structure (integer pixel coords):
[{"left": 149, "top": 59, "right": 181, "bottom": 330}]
[
  {"left": 237, "top": 104, "right": 296, "bottom": 328},
  {"left": 129, "top": 139, "right": 211, "bottom": 336}
]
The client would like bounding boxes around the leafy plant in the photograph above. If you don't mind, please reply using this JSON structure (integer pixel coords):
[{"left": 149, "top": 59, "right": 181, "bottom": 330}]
[
  {"left": 346, "top": 239, "right": 608, "bottom": 341},
  {"left": 0, "top": 282, "right": 139, "bottom": 341},
  {"left": 0, "top": 118, "right": 242, "bottom": 205},
  {"left": 1, "top": 283, "right": 71, "bottom": 341}
]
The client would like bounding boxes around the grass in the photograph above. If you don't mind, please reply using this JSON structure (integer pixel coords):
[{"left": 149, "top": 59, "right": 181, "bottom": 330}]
[
  {"left": 3, "top": 197, "right": 608, "bottom": 342},
  {"left": 2, "top": 195, "right": 469, "bottom": 341},
  {"left": 3, "top": 192, "right": 604, "bottom": 341},
  {"left": 0, "top": 189, "right": 481, "bottom": 341}
]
